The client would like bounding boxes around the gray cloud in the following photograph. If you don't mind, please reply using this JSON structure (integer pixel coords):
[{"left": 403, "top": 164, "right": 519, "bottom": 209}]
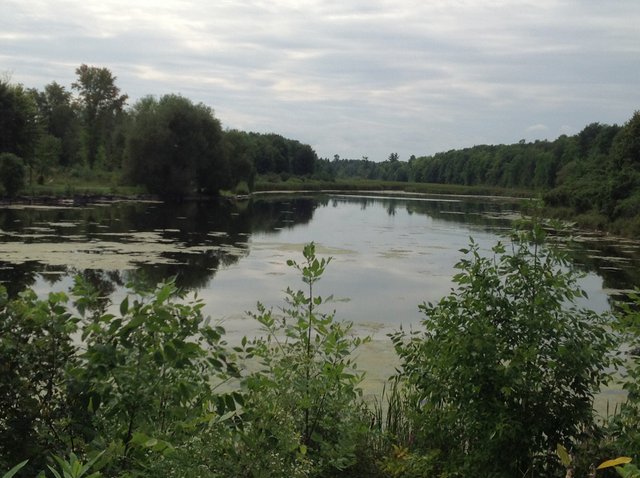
[{"left": 1, "top": 0, "right": 639, "bottom": 160}]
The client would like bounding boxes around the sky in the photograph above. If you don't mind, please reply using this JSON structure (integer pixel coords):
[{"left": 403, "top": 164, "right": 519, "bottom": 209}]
[{"left": 1, "top": 0, "right": 639, "bottom": 161}]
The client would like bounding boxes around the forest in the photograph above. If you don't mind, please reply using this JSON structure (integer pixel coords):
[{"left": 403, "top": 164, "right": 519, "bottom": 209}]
[
  {"left": 0, "top": 65, "right": 316, "bottom": 201},
  {"left": 323, "top": 114, "right": 640, "bottom": 236},
  {"left": 1, "top": 65, "right": 640, "bottom": 234}
]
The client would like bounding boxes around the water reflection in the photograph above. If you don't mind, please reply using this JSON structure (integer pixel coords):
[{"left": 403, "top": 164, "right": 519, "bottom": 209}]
[
  {"left": 0, "top": 195, "right": 638, "bottom": 325},
  {"left": 0, "top": 197, "right": 322, "bottom": 295}
]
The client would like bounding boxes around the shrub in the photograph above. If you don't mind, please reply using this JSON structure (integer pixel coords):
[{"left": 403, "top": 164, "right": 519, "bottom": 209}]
[
  {"left": 609, "top": 291, "right": 640, "bottom": 461},
  {"left": 234, "top": 180, "right": 250, "bottom": 195},
  {"left": 0, "top": 153, "right": 26, "bottom": 197},
  {"left": 245, "top": 243, "right": 371, "bottom": 476},
  {"left": 391, "top": 223, "right": 618, "bottom": 477}
]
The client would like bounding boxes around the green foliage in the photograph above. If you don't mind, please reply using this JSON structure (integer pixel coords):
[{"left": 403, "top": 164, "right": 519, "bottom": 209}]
[
  {"left": 0, "top": 153, "right": 26, "bottom": 197},
  {"left": 1, "top": 232, "right": 636, "bottom": 477},
  {"left": 70, "top": 277, "right": 240, "bottom": 473},
  {"left": 0, "top": 80, "right": 40, "bottom": 160},
  {"left": 47, "top": 452, "right": 103, "bottom": 478},
  {"left": 1, "top": 460, "right": 28, "bottom": 478},
  {"left": 224, "top": 129, "right": 317, "bottom": 179},
  {"left": 34, "top": 134, "right": 62, "bottom": 184},
  {"left": 616, "top": 463, "right": 640, "bottom": 478},
  {"left": 72, "top": 64, "right": 128, "bottom": 167},
  {"left": 124, "top": 94, "right": 229, "bottom": 199},
  {"left": 0, "top": 276, "right": 241, "bottom": 476},
  {"left": 391, "top": 223, "right": 618, "bottom": 477},
  {"left": 233, "top": 180, "right": 251, "bottom": 195},
  {"left": 245, "top": 243, "right": 371, "bottom": 476},
  {"left": 544, "top": 112, "right": 640, "bottom": 234},
  {"left": 608, "top": 290, "right": 640, "bottom": 459},
  {"left": 31, "top": 82, "right": 83, "bottom": 167},
  {"left": 0, "top": 286, "right": 78, "bottom": 473}
]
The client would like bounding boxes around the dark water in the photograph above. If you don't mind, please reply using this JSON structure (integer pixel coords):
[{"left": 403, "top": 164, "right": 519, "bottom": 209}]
[{"left": 1, "top": 194, "right": 639, "bottom": 335}]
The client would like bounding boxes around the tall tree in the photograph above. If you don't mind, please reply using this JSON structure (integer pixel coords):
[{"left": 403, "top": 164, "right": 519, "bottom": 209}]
[
  {"left": 290, "top": 142, "right": 317, "bottom": 175},
  {"left": 124, "top": 94, "right": 228, "bottom": 200},
  {"left": 72, "top": 64, "right": 128, "bottom": 167},
  {"left": 32, "top": 82, "right": 82, "bottom": 166},
  {"left": 0, "top": 80, "right": 39, "bottom": 160}
]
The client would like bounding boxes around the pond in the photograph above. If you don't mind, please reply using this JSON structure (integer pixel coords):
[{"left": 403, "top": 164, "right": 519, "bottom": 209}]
[{"left": 1, "top": 193, "right": 640, "bottom": 342}]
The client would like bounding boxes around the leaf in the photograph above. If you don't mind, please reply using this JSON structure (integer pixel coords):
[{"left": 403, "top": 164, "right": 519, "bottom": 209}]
[
  {"left": 156, "top": 283, "right": 173, "bottom": 303},
  {"left": 597, "top": 457, "right": 633, "bottom": 470},
  {"left": 2, "top": 460, "right": 28, "bottom": 478},
  {"left": 46, "top": 465, "right": 63, "bottom": 478},
  {"left": 556, "top": 444, "right": 572, "bottom": 467},
  {"left": 144, "top": 438, "right": 158, "bottom": 448},
  {"left": 119, "top": 296, "right": 129, "bottom": 315},
  {"left": 163, "top": 343, "right": 177, "bottom": 361}
]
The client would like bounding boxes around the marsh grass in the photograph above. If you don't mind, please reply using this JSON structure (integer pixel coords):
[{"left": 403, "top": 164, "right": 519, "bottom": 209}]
[{"left": 254, "top": 177, "right": 535, "bottom": 198}]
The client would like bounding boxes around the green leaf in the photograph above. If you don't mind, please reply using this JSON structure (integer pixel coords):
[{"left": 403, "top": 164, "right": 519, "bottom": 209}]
[
  {"left": 2, "top": 460, "right": 29, "bottom": 478},
  {"left": 156, "top": 283, "right": 173, "bottom": 303},
  {"left": 119, "top": 296, "right": 129, "bottom": 315},
  {"left": 163, "top": 343, "right": 177, "bottom": 361},
  {"left": 144, "top": 438, "right": 159, "bottom": 448},
  {"left": 556, "top": 444, "right": 572, "bottom": 467},
  {"left": 46, "top": 466, "right": 63, "bottom": 478}
]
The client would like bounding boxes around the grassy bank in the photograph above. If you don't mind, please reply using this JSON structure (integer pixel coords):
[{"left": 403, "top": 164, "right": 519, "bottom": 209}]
[
  {"left": 6, "top": 173, "right": 536, "bottom": 203},
  {"left": 254, "top": 177, "right": 536, "bottom": 198}
]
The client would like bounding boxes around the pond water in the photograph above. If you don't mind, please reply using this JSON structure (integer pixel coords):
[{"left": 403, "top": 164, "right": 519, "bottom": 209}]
[{"left": 1, "top": 193, "right": 640, "bottom": 340}]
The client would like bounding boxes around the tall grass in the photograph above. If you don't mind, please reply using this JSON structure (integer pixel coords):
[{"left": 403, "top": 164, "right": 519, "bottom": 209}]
[{"left": 368, "top": 379, "right": 413, "bottom": 455}]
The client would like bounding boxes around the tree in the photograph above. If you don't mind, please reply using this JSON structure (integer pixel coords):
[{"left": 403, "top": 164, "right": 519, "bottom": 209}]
[
  {"left": 222, "top": 129, "right": 257, "bottom": 190},
  {"left": 291, "top": 142, "right": 317, "bottom": 175},
  {"left": 0, "top": 153, "right": 26, "bottom": 197},
  {"left": 32, "top": 82, "right": 82, "bottom": 166},
  {"left": 611, "top": 110, "right": 640, "bottom": 170},
  {"left": 33, "top": 134, "right": 61, "bottom": 184},
  {"left": 124, "top": 94, "right": 228, "bottom": 199},
  {"left": 391, "top": 223, "right": 617, "bottom": 477},
  {"left": 72, "top": 64, "right": 128, "bottom": 167},
  {"left": 0, "top": 81, "right": 39, "bottom": 160}
]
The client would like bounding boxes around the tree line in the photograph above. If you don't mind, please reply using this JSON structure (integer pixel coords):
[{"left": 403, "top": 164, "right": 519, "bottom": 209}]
[
  {"left": 2, "top": 65, "right": 639, "bottom": 233},
  {"left": 0, "top": 65, "right": 318, "bottom": 199},
  {"left": 319, "top": 112, "right": 640, "bottom": 234}
]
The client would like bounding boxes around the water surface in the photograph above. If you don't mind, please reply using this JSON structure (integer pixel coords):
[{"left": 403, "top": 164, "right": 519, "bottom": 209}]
[{"left": 1, "top": 194, "right": 639, "bottom": 338}]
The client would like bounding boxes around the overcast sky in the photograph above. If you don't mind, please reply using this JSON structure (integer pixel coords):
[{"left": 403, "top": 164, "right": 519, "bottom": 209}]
[{"left": 1, "top": 0, "right": 639, "bottom": 161}]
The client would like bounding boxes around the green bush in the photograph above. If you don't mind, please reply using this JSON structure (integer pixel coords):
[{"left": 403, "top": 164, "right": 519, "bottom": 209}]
[
  {"left": 391, "top": 223, "right": 618, "bottom": 477},
  {"left": 0, "top": 287, "right": 78, "bottom": 474},
  {"left": 609, "top": 291, "right": 640, "bottom": 461},
  {"left": 244, "top": 243, "right": 372, "bottom": 476},
  {"left": 0, "top": 153, "right": 26, "bottom": 197},
  {"left": 234, "top": 180, "right": 250, "bottom": 195},
  {"left": 2, "top": 237, "right": 634, "bottom": 477}
]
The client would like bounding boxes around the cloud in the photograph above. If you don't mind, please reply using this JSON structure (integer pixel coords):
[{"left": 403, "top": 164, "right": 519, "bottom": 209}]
[{"left": 1, "top": 0, "right": 639, "bottom": 159}]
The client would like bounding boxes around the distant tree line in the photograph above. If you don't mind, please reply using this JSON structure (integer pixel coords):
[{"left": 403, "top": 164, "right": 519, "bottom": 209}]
[
  {"left": 320, "top": 112, "right": 640, "bottom": 235},
  {"left": 0, "top": 65, "right": 318, "bottom": 199}
]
